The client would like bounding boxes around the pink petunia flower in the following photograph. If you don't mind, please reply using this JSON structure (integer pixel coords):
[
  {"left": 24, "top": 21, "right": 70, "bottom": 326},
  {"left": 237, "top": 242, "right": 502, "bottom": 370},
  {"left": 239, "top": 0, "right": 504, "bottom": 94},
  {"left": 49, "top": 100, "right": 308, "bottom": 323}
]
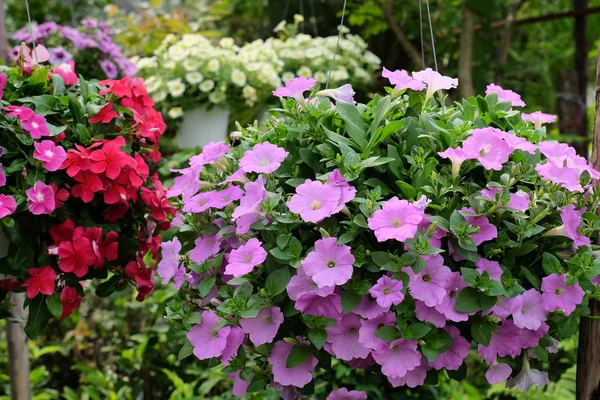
[
  {"left": 268, "top": 340, "right": 318, "bottom": 388},
  {"left": 326, "top": 388, "right": 368, "bottom": 400},
  {"left": 431, "top": 326, "right": 470, "bottom": 371},
  {"left": 387, "top": 357, "right": 428, "bottom": 388},
  {"left": 232, "top": 176, "right": 266, "bottom": 223},
  {"left": 460, "top": 207, "right": 498, "bottom": 245},
  {"left": 221, "top": 326, "right": 245, "bottom": 366},
  {"left": 186, "top": 310, "right": 232, "bottom": 360},
  {"left": 367, "top": 197, "right": 425, "bottom": 242},
  {"left": 326, "top": 313, "right": 371, "bottom": 361},
  {"left": 287, "top": 179, "right": 342, "bottom": 223},
  {"left": 302, "top": 237, "right": 354, "bottom": 288},
  {"left": 295, "top": 292, "right": 343, "bottom": 319},
  {"left": 358, "top": 311, "right": 396, "bottom": 349},
  {"left": 21, "top": 113, "right": 50, "bottom": 139},
  {"left": 535, "top": 161, "right": 584, "bottom": 192},
  {"left": 240, "top": 306, "right": 284, "bottom": 346},
  {"left": 481, "top": 186, "right": 531, "bottom": 212},
  {"left": 506, "top": 356, "right": 549, "bottom": 392},
  {"left": 52, "top": 61, "right": 78, "bottom": 85},
  {"left": 414, "top": 300, "right": 446, "bottom": 328},
  {"left": 157, "top": 237, "right": 181, "bottom": 284},
  {"left": 511, "top": 289, "right": 547, "bottom": 330},
  {"left": 167, "top": 164, "right": 203, "bottom": 200},
  {"left": 541, "top": 273, "right": 584, "bottom": 316},
  {"left": 412, "top": 68, "right": 458, "bottom": 99},
  {"left": 538, "top": 141, "right": 576, "bottom": 166},
  {"left": 522, "top": 111, "right": 557, "bottom": 129},
  {"left": 496, "top": 130, "right": 537, "bottom": 154},
  {"left": 316, "top": 84, "right": 356, "bottom": 104},
  {"left": 369, "top": 275, "right": 404, "bottom": 309},
  {"left": 326, "top": 169, "right": 356, "bottom": 213},
  {"left": 406, "top": 255, "right": 451, "bottom": 307},
  {"left": 183, "top": 191, "right": 217, "bottom": 213},
  {"left": 438, "top": 147, "right": 468, "bottom": 178},
  {"left": 462, "top": 128, "right": 513, "bottom": 171},
  {"left": 475, "top": 258, "right": 503, "bottom": 282},
  {"left": 486, "top": 363, "right": 512, "bottom": 385},
  {"left": 273, "top": 77, "right": 317, "bottom": 102},
  {"left": 190, "top": 234, "right": 221, "bottom": 264},
  {"left": 477, "top": 320, "right": 523, "bottom": 363},
  {"left": 33, "top": 140, "right": 67, "bottom": 171},
  {"left": 286, "top": 265, "right": 335, "bottom": 300},
  {"left": 486, "top": 83, "right": 526, "bottom": 107},
  {"left": 212, "top": 186, "right": 244, "bottom": 209},
  {"left": 26, "top": 181, "right": 55, "bottom": 215},
  {"left": 189, "top": 141, "right": 230, "bottom": 166},
  {"left": 224, "top": 238, "right": 267, "bottom": 277},
  {"left": 352, "top": 295, "right": 387, "bottom": 320},
  {"left": 434, "top": 272, "right": 474, "bottom": 322},
  {"left": 239, "top": 142, "right": 289, "bottom": 174},
  {"left": 382, "top": 68, "right": 426, "bottom": 92},
  {"left": 0, "top": 194, "right": 16, "bottom": 219},
  {"left": 372, "top": 338, "right": 421, "bottom": 379},
  {"left": 544, "top": 204, "right": 591, "bottom": 249}
]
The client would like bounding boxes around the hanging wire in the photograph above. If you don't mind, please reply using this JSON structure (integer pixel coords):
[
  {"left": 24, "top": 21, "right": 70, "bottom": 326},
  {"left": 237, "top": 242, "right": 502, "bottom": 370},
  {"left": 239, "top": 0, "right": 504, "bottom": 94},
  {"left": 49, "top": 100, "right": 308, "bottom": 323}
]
[
  {"left": 23, "top": 0, "right": 38, "bottom": 63},
  {"left": 425, "top": 0, "right": 438, "bottom": 71},
  {"left": 325, "top": 0, "right": 348, "bottom": 89},
  {"left": 299, "top": 0, "right": 305, "bottom": 32},
  {"left": 281, "top": 0, "right": 291, "bottom": 24},
  {"left": 418, "top": 0, "right": 425, "bottom": 68},
  {"left": 309, "top": 0, "right": 319, "bottom": 36}
]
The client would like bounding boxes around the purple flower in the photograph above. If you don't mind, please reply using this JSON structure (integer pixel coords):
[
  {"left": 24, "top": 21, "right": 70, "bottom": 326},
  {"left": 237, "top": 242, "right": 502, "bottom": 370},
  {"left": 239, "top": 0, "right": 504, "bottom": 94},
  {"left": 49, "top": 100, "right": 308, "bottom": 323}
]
[
  {"left": 369, "top": 275, "right": 404, "bottom": 309},
  {"left": 232, "top": 177, "right": 266, "bottom": 221},
  {"left": 295, "top": 292, "right": 343, "bottom": 319},
  {"left": 239, "top": 142, "right": 289, "bottom": 174},
  {"left": 475, "top": 259, "right": 503, "bottom": 282},
  {"left": 414, "top": 300, "right": 446, "bottom": 328},
  {"left": 460, "top": 207, "right": 498, "bottom": 245},
  {"left": 302, "top": 237, "right": 354, "bottom": 288},
  {"left": 229, "top": 371, "right": 250, "bottom": 397},
  {"left": 190, "top": 141, "right": 230, "bottom": 166},
  {"left": 382, "top": 68, "right": 426, "bottom": 92},
  {"left": 221, "top": 326, "right": 245, "bottom": 365},
  {"left": 358, "top": 311, "right": 396, "bottom": 349},
  {"left": 438, "top": 147, "right": 468, "bottom": 178},
  {"left": 367, "top": 197, "right": 425, "bottom": 242},
  {"left": 183, "top": 191, "right": 217, "bottom": 213},
  {"left": 273, "top": 77, "right": 317, "bottom": 102},
  {"left": 481, "top": 187, "right": 530, "bottom": 212},
  {"left": 116, "top": 57, "right": 138, "bottom": 77},
  {"left": 477, "top": 320, "right": 523, "bottom": 363},
  {"left": 269, "top": 340, "right": 318, "bottom": 388},
  {"left": 545, "top": 204, "right": 591, "bottom": 249},
  {"left": 486, "top": 363, "right": 512, "bottom": 385},
  {"left": 431, "top": 326, "right": 470, "bottom": 371},
  {"left": 352, "top": 295, "right": 386, "bottom": 320},
  {"left": 536, "top": 161, "right": 584, "bottom": 192},
  {"left": 387, "top": 358, "right": 428, "bottom": 388},
  {"left": 326, "top": 388, "right": 368, "bottom": 400},
  {"left": 406, "top": 255, "right": 451, "bottom": 307},
  {"left": 213, "top": 186, "right": 244, "bottom": 209},
  {"left": 167, "top": 164, "right": 203, "bottom": 200},
  {"left": 326, "top": 313, "right": 371, "bottom": 361},
  {"left": 541, "top": 273, "right": 584, "bottom": 316},
  {"left": 81, "top": 19, "right": 98, "bottom": 28},
  {"left": 506, "top": 356, "right": 549, "bottom": 392},
  {"left": 224, "top": 238, "right": 267, "bottom": 277},
  {"left": 316, "top": 84, "right": 356, "bottom": 104},
  {"left": 486, "top": 83, "right": 526, "bottom": 107},
  {"left": 48, "top": 46, "right": 73, "bottom": 65},
  {"left": 286, "top": 266, "right": 335, "bottom": 300},
  {"left": 412, "top": 68, "right": 458, "bottom": 99},
  {"left": 287, "top": 179, "right": 342, "bottom": 223},
  {"left": 158, "top": 237, "right": 181, "bottom": 284},
  {"left": 187, "top": 310, "right": 231, "bottom": 360},
  {"left": 497, "top": 130, "right": 537, "bottom": 154},
  {"left": 372, "top": 338, "right": 421, "bottom": 379},
  {"left": 240, "top": 306, "right": 284, "bottom": 346},
  {"left": 511, "top": 289, "right": 547, "bottom": 330},
  {"left": 462, "top": 128, "right": 513, "bottom": 171},
  {"left": 190, "top": 234, "right": 221, "bottom": 264},
  {"left": 100, "top": 60, "right": 118, "bottom": 79},
  {"left": 326, "top": 169, "right": 356, "bottom": 213},
  {"left": 434, "top": 272, "right": 474, "bottom": 322}
]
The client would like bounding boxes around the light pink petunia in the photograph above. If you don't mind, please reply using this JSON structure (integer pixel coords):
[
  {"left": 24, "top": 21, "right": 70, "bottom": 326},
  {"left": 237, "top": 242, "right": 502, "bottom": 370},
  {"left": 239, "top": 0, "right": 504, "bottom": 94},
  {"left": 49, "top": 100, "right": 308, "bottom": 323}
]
[
  {"left": 353, "top": 295, "right": 387, "bottom": 320},
  {"left": 286, "top": 179, "right": 342, "bottom": 223},
  {"left": 316, "top": 84, "right": 356, "bottom": 104},
  {"left": 462, "top": 128, "right": 513, "bottom": 171},
  {"left": 548, "top": 204, "right": 591, "bottom": 249},
  {"left": 221, "top": 327, "right": 245, "bottom": 366},
  {"left": 506, "top": 356, "right": 549, "bottom": 392},
  {"left": 326, "top": 313, "right": 371, "bottom": 361},
  {"left": 406, "top": 255, "right": 451, "bottom": 307},
  {"left": 382, "top": 68, "right": 426, "bottom": 92},
  {"left": 475, "top": 258, "right": 503, "bottom": 282},
  {"left": 431, "top": 326, "right": 470, "bottom": 371},
  {"left": 158, "top": 237, "right": 181, "bottom": 284},
  {"left": 372, "top": 338, "right": 421, "bottom": 379},
  {"left": 224, "top": 238, "right": 267, "bottom": 277},
  {"left": 286, "top": 265, "right": 336, "bottom": 301},
  {"left": 239, "top": 142, "right": 289, "bottom": 174},
  {"left": 52, "top": 61, "right": 78, "bottom": 85},
  {"left": 273, "top": 77, "right": 317, "bottom": 102},
  {"left": 496, "top": 130, "right": 537, "bottom": 154},
  {"left": 302, "top": 237, "right": 355, "bottom": 288},
  {"left": 477, "top": 320, "right": 524, "bottom": 363},
  {"left": 240, "top": 306, "right": 284, "bottom": 346},
  {"left": 438, "top": 147, "right": 468, "bottom": 178},
  {"left": 412, "top": 68, "right": 458, "bottom": 99},
  {"left": 460, "top": 207, "right": 498, "bottom": 245},
  {"left": 486, "top": 363, "right": 512, "bottom": 385},
  {"left": 369, "top": 275, "right": 404, "bottom": 309},
  {"left": 326, "top": 388, "right": 368, "bottom": 400},
  {"left": 167, "top": 164, "right": 203, "bottom": 200},
  {"left": 358, "top": 311, "right": 396, "bottom": 349},
  {"left": 511, "top": 289, "right": 547, "bottom": 330},
  {"left": 186, "top": 310, "right": 231, "bottom": 360},
  {"left": 541, "top": 273, "right": 585, "bottom": 316},
  {"left": 522, "top": 111, "right": 557, "bottom": 128},
  {"left": 414, "top": 300, "right": 446, "bottom": 328},
  {"left": 26, "top": 181, "right": 55, "bottom": 215},
  {"left": 268, "top": 340, "right": 318, "bottom": 388},
  {"left": 33, "top": 140, "right": 67, "bottom": 171},
  {"left": 295, "top": 292, "right": 343, "bottom": 319},
  {"left": 212, "top": 186, "right": 244, "bottom": 209},
  {"left": 189, "top": 141, "right": 230, "bottom": 166},
  {"left": 538, "top": 141, "right": 577, "bottom": 166},
  {"left": 190, "top": 234, "right": 221, "bottom": 264},
  {"left": 183, "top": 191, "right": 217, "bottom": 213},
  {"left": 326, "top": 169, "right": 356, "bottom": 213},
  {"left": 232, "top": 176, "right": 266, "bottom": 220},
  {"left": 434, "top": 272, "right": 474, "bottom": 322},
  {"left": 387, "top": 357, "right": 428, "bottom": 388},
  {"left": 0, "top": 194, "right": 17, "bottom": 219},
  {"left": 367, "top": 197, "right": 425, "bottom": 242},
  {"left": 486, "top": 83, "right": 526, "bottom": 107},
  {"left": 535, "top": 161, "right": 584, "bottom": 192}
]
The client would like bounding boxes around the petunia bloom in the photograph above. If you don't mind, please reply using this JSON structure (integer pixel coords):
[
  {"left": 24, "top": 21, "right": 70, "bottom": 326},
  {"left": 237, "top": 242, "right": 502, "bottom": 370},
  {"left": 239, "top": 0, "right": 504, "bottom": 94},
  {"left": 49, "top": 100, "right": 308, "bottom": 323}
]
[
  {"left": 486, "top": 83, "right": 526, "bottom": 107},
  {"left": 157, "top": 237, "right": 181, "bottom": 284},
  {"left": 438, "top": 147, "right": 468, "bottom": 178},
  {"left": 287, "top": 179, "right": 343, "bottom": 223},
  {"left": 431, "top": 326, "right": 470, "bottom": 370},
  {"left": 543, "top": 204, "right": 591, "bottom": 249},
  {"left": 302, "top": 237, "right": 355, "bottom": 288},
  {"left": 269, "top": 340, "right": 318, "bottom": 388},
  {"left": 326, "top": 313, "right": 371, "bottom": 361},
  {"left": 369, "top": 275, "right": 404, "bottom": 309},
  {"left": 486, "top": 363, "right": 512, "bottom": 385},
  {"left": 273, "top": 77, "right": 317, "bottom": 102},
  {"left": 462, "top": 128, "right": 513, "bottom": 171},
  {"left": 406, "top": 255, "right": 451, "bottom": 307},
  {"left": 372, "top": 338, "right": 421, "bottom": 379},
  {"left": 475, "top": 258, "right": 503, "bottom": 282},
  {"left": 541, "top": 273, "right": 584, "bottom": 316},
  {"left": 506, "top": 356, "right": 549, "bottom": 392},
  {"left": 327, "top": 388, "right": 368, "bottom": 400},
  {"left": 316, "top": 84, "right": 356, "bottom": 104},
  {"left": 187, "top": 310, "right": 232, "bottom": 360},
  {"left": 511, "top": 289, "right": 547, "bottom": 330},
  {"left": 190, "top": 234, "right": 221, "bottom": 264},
  {"left": 367, "top": 197, "right": 425, "bottom": 242},
  {"left": 460, "top": 207, "right": 498, "bottom": 245},
  {"left": 382, "top": 67, "right": 426, "bottom": 92},
  {"left": 412, "top": 68, "right": 458, "bottom": 99},
  {"left": 33, "top": 140, "right": 67, "bottom": 171},
  {"left": 239, "top": 142, "right": 289, "bottom": 174},
  {"left": 23, "top": 266, "right": 56, "bottom": 298},
  {"left": 240, "top": 306, "right": 284, "bottom": 346},
  {"left": 26, "top": 181, "right": 55, "bottom": 215},
  {"left": 224, "top": 238, "right": 267, "bottom": 277},
  {"left": 522, "top": 111, "right": 557, "bottom": 129}
]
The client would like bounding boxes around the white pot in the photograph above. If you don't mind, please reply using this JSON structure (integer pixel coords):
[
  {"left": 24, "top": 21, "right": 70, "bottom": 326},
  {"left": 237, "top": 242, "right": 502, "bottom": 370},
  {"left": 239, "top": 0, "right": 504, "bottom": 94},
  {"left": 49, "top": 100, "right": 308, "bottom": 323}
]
[{"left": 178, "top": 106, "right": 230, "bottom": 149}]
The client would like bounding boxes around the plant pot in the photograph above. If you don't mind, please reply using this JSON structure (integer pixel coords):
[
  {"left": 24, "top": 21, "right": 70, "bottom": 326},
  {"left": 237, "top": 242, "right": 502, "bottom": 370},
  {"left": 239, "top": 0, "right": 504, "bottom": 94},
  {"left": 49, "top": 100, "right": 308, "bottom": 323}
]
[
  {"left": 178, "top": 106, "right": 230, "bottom": 149},
  {"left": 0, "top": 228, "right": 8, "bottom": 259}
]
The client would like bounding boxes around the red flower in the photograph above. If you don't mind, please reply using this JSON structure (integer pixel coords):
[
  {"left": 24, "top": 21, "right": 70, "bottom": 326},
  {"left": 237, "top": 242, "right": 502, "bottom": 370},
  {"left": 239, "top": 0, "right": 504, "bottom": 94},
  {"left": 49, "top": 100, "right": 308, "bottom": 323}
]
[
  {"left": 125, "top": 259, "right": 155, "bottom": 302},
  {"left": 23, "top": 266, "right": 56, "bottom": 298},
  {"left": 50, "top": 183, "right": 70, "bottom": 208},
  {"left": 49, "top": 219, "right": 75, "bottom": 243},
  {"left": 90, "top": 141, "right": 132, "bottom": 180},
  {"left": 58, "top": 237, "right": 97, "bottom": 277},
  {"left": 140, "top": 176, "right": 175, "bottom": 222},
  {"left": 83, "top": 227, "right": 118, "bottom": 268},
  {"left": 99, "top": 77, "right": 133, "bottom": 97},
  {"left": 71, "top": 171, "right": 103, "bottom": 203},
  {"left": 0, "top": 279, "right": 23, "bottom": 292},
  {"left": 104, "top": 202, "right": 129, "bottom": 222},
  {"left": 89, "top": 103, "right": 119, "bottom": 124},
  {"left": 61, "top": 143, "right": 98, "bottom": 177},
  {"left": 60, "top": 286, "right": 82, "bottom": 319},
  {"left": 103, "top": 180, "right": 128, "bottom": 204}
]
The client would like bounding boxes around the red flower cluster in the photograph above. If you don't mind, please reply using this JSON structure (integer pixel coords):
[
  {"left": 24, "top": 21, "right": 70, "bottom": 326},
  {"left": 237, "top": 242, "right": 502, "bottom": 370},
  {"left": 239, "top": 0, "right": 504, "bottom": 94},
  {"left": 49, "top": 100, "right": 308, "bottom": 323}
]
[{"left": 125, "top": 258, "right": 155, "bottom": 302}]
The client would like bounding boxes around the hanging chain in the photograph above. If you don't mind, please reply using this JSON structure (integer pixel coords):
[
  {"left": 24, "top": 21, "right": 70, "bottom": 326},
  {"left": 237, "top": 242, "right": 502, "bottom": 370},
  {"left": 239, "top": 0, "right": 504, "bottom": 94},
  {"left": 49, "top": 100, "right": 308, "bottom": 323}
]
[
  {"left": 23, "top": 0, "right": 38, "bottom": 63},
  {"left": 419, "top": 0, "right": 425, "bottom": 68},
  {"left": 425, "top": 0, "right": 438, "bottom": 71},
  {"left": 325, "top": 0, "right": 348, "bottom": 89}
]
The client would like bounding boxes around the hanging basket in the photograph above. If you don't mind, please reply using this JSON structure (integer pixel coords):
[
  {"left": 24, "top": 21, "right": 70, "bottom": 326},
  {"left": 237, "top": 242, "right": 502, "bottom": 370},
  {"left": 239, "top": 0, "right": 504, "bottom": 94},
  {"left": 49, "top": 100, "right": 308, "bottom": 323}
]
[{"left": 178, "top": 106, "right": 230, "bottom": 149}]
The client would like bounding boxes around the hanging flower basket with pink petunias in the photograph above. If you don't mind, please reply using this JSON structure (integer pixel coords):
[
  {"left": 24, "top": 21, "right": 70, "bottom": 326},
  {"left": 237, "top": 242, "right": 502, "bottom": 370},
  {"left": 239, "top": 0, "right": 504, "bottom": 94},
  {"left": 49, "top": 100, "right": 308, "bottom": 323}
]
[
  {"left": 0, "top": 44, "right": 174, "bottom": 339},
  {"left": 161, "top": 70, "right": 599, "bottom": 398}
]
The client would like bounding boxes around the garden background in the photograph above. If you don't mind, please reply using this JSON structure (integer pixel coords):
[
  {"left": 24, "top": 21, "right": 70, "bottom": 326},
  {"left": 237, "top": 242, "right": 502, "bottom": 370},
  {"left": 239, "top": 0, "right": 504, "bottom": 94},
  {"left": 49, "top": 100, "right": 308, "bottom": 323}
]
[{"left": 1, "top": 0, "right": 600, "bottom": 399}]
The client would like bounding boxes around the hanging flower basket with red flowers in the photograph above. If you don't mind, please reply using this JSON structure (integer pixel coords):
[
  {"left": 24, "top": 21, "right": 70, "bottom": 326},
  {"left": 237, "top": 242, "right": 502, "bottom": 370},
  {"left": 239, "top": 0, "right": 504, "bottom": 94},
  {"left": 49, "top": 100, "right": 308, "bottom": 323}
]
[{"left": 0, "top": 44, "right": 174, "bottom": 339}]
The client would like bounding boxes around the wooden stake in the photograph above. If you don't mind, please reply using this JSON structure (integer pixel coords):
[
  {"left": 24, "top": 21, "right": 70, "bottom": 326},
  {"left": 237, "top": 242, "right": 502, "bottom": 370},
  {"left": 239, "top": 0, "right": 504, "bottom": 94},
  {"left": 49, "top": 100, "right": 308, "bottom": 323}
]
[{"left": 6, "top": 293, "right": 31, "bottom": 400}]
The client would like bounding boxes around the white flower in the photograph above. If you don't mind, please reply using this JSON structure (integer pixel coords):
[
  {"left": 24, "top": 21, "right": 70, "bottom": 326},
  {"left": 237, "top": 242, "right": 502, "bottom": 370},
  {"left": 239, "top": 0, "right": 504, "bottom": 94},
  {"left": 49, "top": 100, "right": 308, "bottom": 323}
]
[
  {"left": 183, "top": 59, "right": 199, "bottom": 71},
  {"left": 136, "top": 56, "right": 158, "bottom": 70},
  {"left": 243, "top": 85, "right": 257, "bottom": 102},
  {"left": 231, "top": 69, "right": 247, "bottom": 87},
  {"left": 199, "top": 79, "right": 215, "bottom": 92},
  {"left": 330, "top": 69, "right": 350, "bottom": 82},
  {"left": 305, "top": 48, "right": 321, "bottom": 58},
  {"left": 153, "top": 91, "right": 167, "bottom": 102},
  {"left": 144, "top": 76, "right": 162, "bottom": 93},
  {"left": 186, "top": 72, "right": 204, "bottom": 84},
  {"left": 297, "top": 66, "right": 313, "bottom": 78},
  {"left": 294, "top": 14, "right": 305, "bottom": 23},
  {"left": 220, "top": 38, "right": 235, "bottom": 48},
  {"left": 207, "top": 59, "right": 220, "bottom": 72},
  {"left": 273, "top": 20, "right": 286, "bottom": 33},
  {"left": 167, "top": 79, "right": 186, "bottom": 97},
  {"left": 282, "top": 72, "right": 295, "bottom": 82},
  {"left": 209, "top": 91, "right": 226, "bottom": 104},
  {"left": 168, "top": 107, "right": 184, "bottom": 119},
  {"left": 314, "top": 71, "right": 327, "bottom": 83}
]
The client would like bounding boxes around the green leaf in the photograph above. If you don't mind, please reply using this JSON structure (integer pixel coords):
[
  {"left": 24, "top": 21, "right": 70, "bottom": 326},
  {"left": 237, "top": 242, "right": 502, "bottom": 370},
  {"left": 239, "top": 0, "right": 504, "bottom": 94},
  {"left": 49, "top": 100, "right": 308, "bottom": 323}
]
[
  {"left": 336, "top": 102, "right": 368, "bottom": 149},
  {"left": 375, "top": 326, "right": 401, "bottom": 341},
  {"left": 341, "top": 289, "right": 361, "bottom": 314},
  {"left": 51, "top": 74, "right": 65, "bottom": 96},
  {"left": 457, "top": 236, "right": 477, "bottom": 252},
  {"left": 276, "top": 233, "right": 292, "bottom": 250},
  {"left": 460, "top": 267, "right": 480, "bottom": 288},
  {"left": 198, "top": 277, "right": 216, "bottom": 297},
  {"left": 520, "top": 266, "right": 541, "bottom": 290},
  {"left": 75, "top": 124, "right": 91, "bottom": 144},
  {"left": 514, "top": 243, "right": 538, "bottom": 257},
  {"left": 454, "top": 287, "right": 481, "bottom": 313},
  {"left": 29, "top": 66, "right": 50, "bottom": 87},
  {"left": 246, "top": 376, "right": 269, "bottom": 393},
  {"left": 68, "top": 96, "right": 85, "bottom": 126},
  {"left": 265, "top": 267, "right": 291, "bottom": 296},
  {"left": 288, "top": 236, "right": 303, "bottom": 257},
  {"left": 542, "top": 252, "right": 562, "bottom": 275},
  {"left": 96, "top": 275, "right": 120, "bottom": 297},
  {"left": 395, "top": 181, "right": 417, "bottom": 198},
  {"left": 308, "top": 329, "right": 327, "bottom": 350},
  {"left": 471, "top": 320, "right": 496, "bottom": 346},
  {"left": 18, "top": 95, "right": 57, "bottom": 115},
  {"left": 177, "top": 341, "right": 193, "bottom": 361},
  {"left": 428, "top": 216, "right": 450, "bottom": 232},
  {"left": 534, "top": 345, "right": 549, "bottom": 363},
  {"left": 46, "top": 293, "right": 63, "bottom": 319},
  {"left": 24, "top": 296, "right": 50, "bottom": 339},
  {"left": 286, "top": 344, "right": 313, "bottom": 368},
  {"left": 370, "top": 251, "right": 391, "bottom": 267},
  {"left": 405, "top": 323, "right": 431, "bottom": 340},
  {"left": 269, "top": 247, "right": 294, "bottom": 261}
]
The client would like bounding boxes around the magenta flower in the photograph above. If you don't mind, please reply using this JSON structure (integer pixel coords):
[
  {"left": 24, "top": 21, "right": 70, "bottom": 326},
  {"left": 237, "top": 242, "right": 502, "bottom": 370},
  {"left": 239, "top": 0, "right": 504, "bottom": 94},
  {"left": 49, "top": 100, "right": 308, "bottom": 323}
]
[
  {"left": 167, "top": 164, "right": 203, "bottom": 200},
  {"left": 506, "top": 356, "right": 549, "bottom": 392},
  {"left": 228, "top": 372, "right": 250, "bottom": 397},
  {"left": 232, "top": 177, "right": 266, "bottom": 220},
  {"left": 460, "top": 207, "right": 498, "bottom": 245},
  {"left": 302, "top": 237, "right": 354, "bottom": 288},
  {"left": 438, "top": 147, "right": 468, "bottom": 178},
  {"left": 538, "top": 141, "right": 576, "bottom": 166},
  {"left": 434, "top": 272, "right": 474, "bottom": 322},
  {"left": 0, "top": 164, "right": 5, "bottom": 187},
  {"left": 486, "top": 83, "right": 526, "bottom": 107},
  {"left": 462, "top": 128, "right": 513, "bottom": 171},
  {"left": 407, "top": 255, "right": 451, "bottom": 307},
  {"left": 372, "top": 338, "right": 421, "bottom": 379},
  {"left": 522, "top": 111, "right": 557, "bottom": 128},
  {"left": 52, "top": 61, "right": 78, "bottom": 85},
  {"left": 326, "top": 313, "right": 371, "bottom": 361},
  {"left": 221, "top": 326, "right": 245, "bottom": 365},
  {"left": 190, "top": 141, "right": 230, "bottom": 166},
  {"left": 358, "top": 311, "right": 396, "bottom": 349},
  {"left": 239, "top": 142, "right": 289, "bottom": 174},
  {"left": 475, "top": 259, "right": 503, "bottom": 282},
  {"left": 369, "top": 275, "right": 404, "bottom": 309},
  {"left": 512, "top": 289, "right": 547, "bottom": 330},
  {"left": 414, "top": 300, "right": 446, "bottom": 328},
  {"left": 477, "top": 320, "right": 523, "bottom": 363},
  {"left": 497, "top": 131, "right": 537, "bottom": 154},
  {"left": 286, "top": 179, "right": 342, "bottom": 223},
  {"left": 486, "top": 363, "right": 512, "bottom": 385},
  {"left": 190, "top": 234, "right": 221, "bottom": 264},
  {"left": 536, "top": 161, "right": 584, "bottom": 192},
  {"left": 268, "top": 340, "right": 318, "bottom": 388},
  {"left": 0, "top": 194, "right": 17, "bottom": 219},
  {"left": 212, "top": 186, "right": 244, "bottom": 209},
  {"left": 367, "top": 197, "right": 425, "bottom": 242},
  {"left": 326, "top": 169, "right": 356, "bottom": 213},
  {"left": 544, "top": 204, "right": 591, "bottom": 249},
  {"left": 224, "top": 238, "right": 267, "bottom": 277},
  {"left": 412, "top": 68, "right": 458, "bottom": 99},
  {"left": 26, "top": 181, "right": 55, "bottom": 215},
  {"left": 21, "top": 113, "right": 50, "bottom": 139},
  {"left": 431, "top": 326, "right": 470, "bottom": 371},
  {"left": 183, "top": 191, "right": 217, "bottom": 213},
  {"left": 286, "top": 265, "right": 335, "bottom": 300},
  {"left": 240, "top": 306, "right": 284, "bottom": 346},
  {"left": 326, "top": 388, "right": 368, "bottom": 400},
  {"left": 158, "top": 237, "right": 181, "bottom": 284},
  {"left": 541, "top": 273, "right": 584, "bottom": 316},
  {"left": 353, "top": 295, "right": 387, "bottom": 320},
  {"left": 4, "top": 105, "right": 34, "bottom": 120},
  {"left": 382, "top": 68, "right": 426, "bottom": 92},
  {"left": 186, "top": 310, "right": 231, "bottom": 360},
  {"left": 33, "top": 140, "right": 67, "bottom": 171},
  {"left": 295, "top": 292, "right": 343, "bottom": 319},
  {"left": 316, "top": 84, "right": 356, "bottom": 104},
  {"left": 387, "top": 359, "right": 428, "bottom": 388},
  {"left": 273, "top": 77, "right": 317, "bottom": 102}
]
